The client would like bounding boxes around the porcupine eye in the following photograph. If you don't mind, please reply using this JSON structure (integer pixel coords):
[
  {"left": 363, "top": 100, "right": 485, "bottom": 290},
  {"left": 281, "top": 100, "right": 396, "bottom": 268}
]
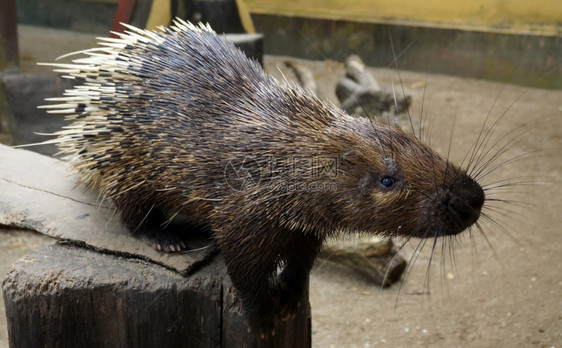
[{"left": 380, "top": 176, "right": 396, "bottom": 188}]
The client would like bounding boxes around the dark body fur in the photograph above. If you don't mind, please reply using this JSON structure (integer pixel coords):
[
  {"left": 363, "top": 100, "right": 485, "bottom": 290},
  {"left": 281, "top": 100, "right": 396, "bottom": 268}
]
[{"left": 44, "top": 20, "right": 485, "bottom": 333}]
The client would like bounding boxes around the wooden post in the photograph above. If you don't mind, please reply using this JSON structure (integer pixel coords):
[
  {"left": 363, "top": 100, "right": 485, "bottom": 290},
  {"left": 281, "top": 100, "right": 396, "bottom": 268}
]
[
  {"left": 0, "top": 0, "right": 19, "bottom": 73},
  {"left": 2, "top": 244, "right": 311, "bottom": 348},
  {"left": 0, "top": 0, "right": 19, "bottom": 137}
]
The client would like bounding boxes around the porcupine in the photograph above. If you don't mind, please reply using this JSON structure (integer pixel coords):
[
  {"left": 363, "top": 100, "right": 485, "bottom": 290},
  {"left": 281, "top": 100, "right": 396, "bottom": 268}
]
[{"left": 41, "top": 19, "right": 485, "bottom": 335}]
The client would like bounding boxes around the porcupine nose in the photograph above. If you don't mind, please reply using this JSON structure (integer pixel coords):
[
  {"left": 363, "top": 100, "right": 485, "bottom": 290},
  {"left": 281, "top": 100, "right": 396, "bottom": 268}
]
[{"left": 447, "top": 177, "right": 485, "bottom": 233}]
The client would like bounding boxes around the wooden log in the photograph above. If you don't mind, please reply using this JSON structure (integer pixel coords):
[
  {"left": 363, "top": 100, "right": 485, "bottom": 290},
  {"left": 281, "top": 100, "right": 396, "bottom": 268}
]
[
  {"left": 284, "top": 61, "right": 318, "bottom": 95},
  {"left": 336, "top": 54, "right": 411, "bottom": 118},
  {"left": 343, "top": 55, "right": 381, "bottom": 92},
  {"left": 335, "top": 76, "right": 362, "bottom": 103},
  {"left": 2, "top": 244, "right": 311, "bottom": 348},
  {"left": 339, "top": 86, "right": 392, "bottom": 118},
  {"left": 320, "top": 237, "right": 406, "bottom": 287}
]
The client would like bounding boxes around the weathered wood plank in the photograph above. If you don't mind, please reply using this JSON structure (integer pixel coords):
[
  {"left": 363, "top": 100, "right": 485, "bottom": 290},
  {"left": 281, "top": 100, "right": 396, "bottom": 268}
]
[{"left": 0, "top": 143, "right": 213, "bottom": 274}]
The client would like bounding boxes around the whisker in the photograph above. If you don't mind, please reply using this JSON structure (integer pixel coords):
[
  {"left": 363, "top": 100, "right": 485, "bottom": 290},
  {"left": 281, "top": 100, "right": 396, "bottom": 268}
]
[
  {"left": 470, "top": 120, "right": 539, "bottom": 179},
  {"left": 465, "top": 86, "right": 529, "bottom": 173},
  {"left": 473, "top": 222, "right": 499, "bottom": 260},
  {"left": 422, "top": 229, "right": 440, "bottom": 298},
  {"left": 393, "top": 227, "right": 431, "bottom": 309},
  {"left": 440, "top": 235, "right": 448, "bottom": 296},
  {"left": 387, "top": 30, "right": 415, "bottom": 136},
  {"left": 483, "top": 202, "right": 535, "bottom": 219},
  {"left": 461, "top": 84, "right": 506, "bottom": 170},
  {"left": 418, "top": 75, "right": 430, "bottom": 142},
  {"left": 474, "top": 149, "right": 542, "bottom": 182},
  {"left": 479, "top": 212, "right": 521, "bottom": 247},
  {"left": 481, "top": 175, "right": 543, "bottom": 189},
  {"left": 472, "top": 88, "right": 529, "bottom": 165}
]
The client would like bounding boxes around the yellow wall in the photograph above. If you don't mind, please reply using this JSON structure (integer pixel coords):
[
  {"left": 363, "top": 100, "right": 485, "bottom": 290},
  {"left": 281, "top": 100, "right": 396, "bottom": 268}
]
[{"left": 244, "top": 0, "right": 561, "bottom": 35}]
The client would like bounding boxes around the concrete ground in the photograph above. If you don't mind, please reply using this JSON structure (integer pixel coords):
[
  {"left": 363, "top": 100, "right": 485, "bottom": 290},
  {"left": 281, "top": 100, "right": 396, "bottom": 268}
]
[{"left": 1, "top": 25, "right": 561, "bottom": 347}]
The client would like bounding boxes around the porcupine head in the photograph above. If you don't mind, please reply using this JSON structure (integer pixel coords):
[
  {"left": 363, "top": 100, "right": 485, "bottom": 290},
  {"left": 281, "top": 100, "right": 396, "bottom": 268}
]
[{"left": 41, "top": 19, "right": 485, "bottom": 336}]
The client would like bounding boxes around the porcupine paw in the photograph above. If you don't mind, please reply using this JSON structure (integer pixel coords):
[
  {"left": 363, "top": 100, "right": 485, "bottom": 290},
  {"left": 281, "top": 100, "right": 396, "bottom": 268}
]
[
  {"left": 139, "top": 228, "right": 188, "bottom": 253},
  {"left": 247, "top": 315, "right": 280, "bottom": 339},
  {"left": 270, "top": 279, "right": 301, "bottom": 321}
]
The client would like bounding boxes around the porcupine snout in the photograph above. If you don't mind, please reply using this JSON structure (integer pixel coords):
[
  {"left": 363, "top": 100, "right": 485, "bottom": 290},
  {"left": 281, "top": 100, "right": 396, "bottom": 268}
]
[{"left": 442, "top": 175, "right": 485, "bottom": 235}]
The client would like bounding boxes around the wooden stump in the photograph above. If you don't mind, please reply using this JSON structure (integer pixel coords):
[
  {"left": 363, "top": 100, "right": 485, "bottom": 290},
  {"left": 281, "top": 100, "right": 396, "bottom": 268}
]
[{"left": 2, "top": 244, "right": 311, "bottom": 348}]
